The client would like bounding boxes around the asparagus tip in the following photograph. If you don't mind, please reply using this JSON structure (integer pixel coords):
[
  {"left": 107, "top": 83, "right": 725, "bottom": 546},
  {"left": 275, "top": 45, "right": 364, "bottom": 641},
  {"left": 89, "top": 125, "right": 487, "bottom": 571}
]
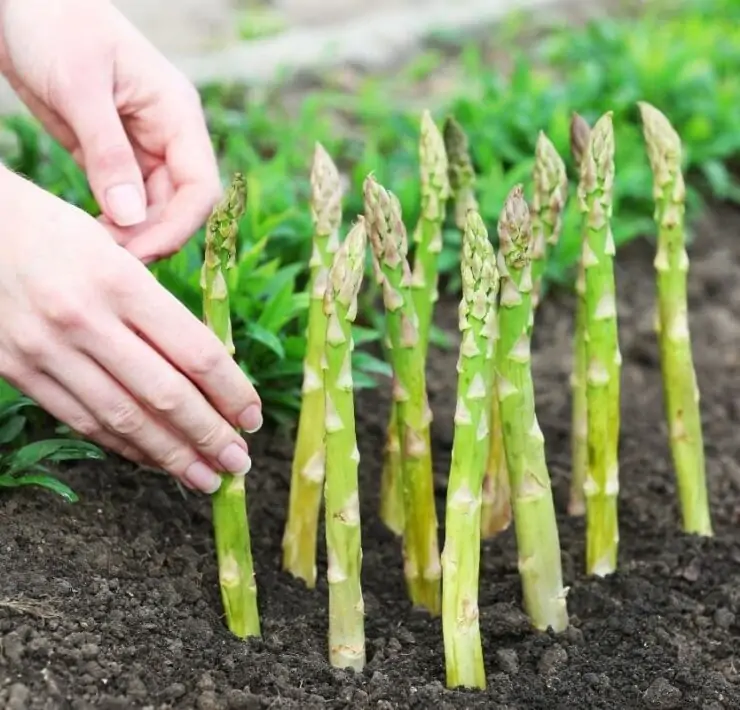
[
  {"left": 217, "top": 172, "right": 247, "bottom": 222},
  {"left": 497, "top": 185, "right": 532, "bottom": 266},
  {"left": 569, "top": 112, "right": 591, "bottom": 169},
  {"left": 637, "top": 101, "right": 682, "bottom": 179},
  {"left": 464, "top": 208, "right": 487, "bottom": 240},
  {"left": 311, "top": 142, "right": 343, "bottom": 236},
  {"left": 443, "top": 115, "right": 464, "bottom": 148},
  {"left": 583, "top": 111, "right": 615, "bottom": 191},
  {"left": 205, "top": 172, "right": 246, "bottom": 265},
  {"left": 461, "top": 210, "right": 498, "bottom": 312},
  {"left": 420, "top": 109, "right": 452, "bottom": 207},
  {"left": 328, "top": 217, "right": 368, "bottom": 311},
  {"left": 533, "top": 131, "right": 568, "bottom": 244},
  {"left": 442, "top": 116, "right": 477, "bottom": 227},
  {"left": 363, "top": 175, "right": 408, "bottom": 270},
  {"left": 442, "top": 116, "right": 470, "bottom": 170},
  {"left": 535, "top": 131, "right": 566, "bottom": 179},
  {"left": 442, "top": 114, "right": 459, "bottom": 134}
]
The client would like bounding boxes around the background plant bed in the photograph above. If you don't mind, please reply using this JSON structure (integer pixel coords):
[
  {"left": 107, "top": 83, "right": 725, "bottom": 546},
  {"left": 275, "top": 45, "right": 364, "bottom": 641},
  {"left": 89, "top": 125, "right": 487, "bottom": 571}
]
[{"left": 1, "top": 204, "right": 740, "bottom": 710}]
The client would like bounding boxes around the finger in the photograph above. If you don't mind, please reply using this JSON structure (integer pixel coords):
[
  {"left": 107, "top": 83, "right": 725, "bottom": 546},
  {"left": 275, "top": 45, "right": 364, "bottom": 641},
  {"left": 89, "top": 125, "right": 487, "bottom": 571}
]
[
  {"left": 98, "top": 164, "right": 176, "bottom": 249},
  {"left": 114, "top": 267, "right": 264, "bottom": 433},
  {"left": 40, "top": 350, "right": 224, "bottom": 494},
  {"left": 8, "top": 369, "right": 147, "bottom": 465},
  {"left": 124, "top": 101, "right": 222, "bottom": 262},
  {"left": 57, "top": 78, "right": 148, "bottom": 229},
  {"left": 84, "top": 318, "right": 253, "bottom": 477}
]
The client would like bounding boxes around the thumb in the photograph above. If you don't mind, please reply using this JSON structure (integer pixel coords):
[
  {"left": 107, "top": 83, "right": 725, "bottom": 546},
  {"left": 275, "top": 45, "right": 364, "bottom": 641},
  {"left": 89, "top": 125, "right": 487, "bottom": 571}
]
[{"left": 62, "top": 95, "right": 147, "bottom": 228}]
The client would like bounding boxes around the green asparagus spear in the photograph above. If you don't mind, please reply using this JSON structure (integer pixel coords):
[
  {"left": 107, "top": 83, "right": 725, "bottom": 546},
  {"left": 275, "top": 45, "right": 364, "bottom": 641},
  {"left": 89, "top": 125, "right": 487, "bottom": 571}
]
[
  {"left": 442, "top": 210, "right": 499, "bottom": 690},
  {"left": 579, "top": 112, "right": 621, "bottom": 576},
  {"left": 378, "top": 425, "right": 405, "bottom": 536},
  {"left": 201, "top": 173, "right": 261, "bottom": 639},
  {"left": 283, "top": 143, "right": 342, "bottom": 587},
  {"left": 379, "top": 112, "right": 451, "bottom": 536},
  {"left": 638, "top": 102, "right": 712, "bottom": 536},
  {"left": 444, "top": 116, "right": 511, "bottom": 538},
  {"left": 323, "top": 218, "right": 368, "bottom": 671},
  {"left": 496, "top": 184, "right": 569, "bottom": 632},
  {"left": 480, "top": 409, "right": 511, "bottom": 538},
  {"left": 412, "top": 109, "right": 452, "bottom": 349},
  {"left": 364, "top": 175, "right": 441, "bottom": 615},
  {"left": 568, "top": 113, "right": 591, "bottom": 517},
  {"left": 531, "top": 131, "right": 568, "bottom": 311},
  {"left": 443, "top": 116, "right": 479, "bottom": 231}
]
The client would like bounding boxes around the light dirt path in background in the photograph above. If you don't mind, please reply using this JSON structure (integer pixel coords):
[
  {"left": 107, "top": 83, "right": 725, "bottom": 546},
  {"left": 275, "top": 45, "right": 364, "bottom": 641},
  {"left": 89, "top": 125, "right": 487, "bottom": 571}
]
[{"left": 0, "top": 0, "right": 604, "bottom": 113}]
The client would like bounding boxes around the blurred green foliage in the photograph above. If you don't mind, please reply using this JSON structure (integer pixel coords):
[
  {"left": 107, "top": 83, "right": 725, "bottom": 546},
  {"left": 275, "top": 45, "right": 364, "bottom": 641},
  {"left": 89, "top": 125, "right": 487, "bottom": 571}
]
[
  {"left": 0, "top": 0, "right": 738, "bottom": 426},
  {"left": 0, "top": 386, "right": 105, "bottom": 501}
]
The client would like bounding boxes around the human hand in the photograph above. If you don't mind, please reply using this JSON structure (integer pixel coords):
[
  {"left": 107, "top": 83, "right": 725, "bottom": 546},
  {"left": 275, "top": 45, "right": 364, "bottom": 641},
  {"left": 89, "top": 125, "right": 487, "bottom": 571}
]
[
  {"left": 0, "top": 0, "right": 221, "bottom": 263},
  {"left": 0, "top": 168, "right": 263, "bottom": 494}
]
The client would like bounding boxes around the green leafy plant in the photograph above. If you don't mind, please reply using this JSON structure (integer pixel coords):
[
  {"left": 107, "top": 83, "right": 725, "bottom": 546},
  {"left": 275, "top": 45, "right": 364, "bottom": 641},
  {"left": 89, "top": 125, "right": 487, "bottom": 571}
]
[{"left": 0, "top": 390, "right": 105, "bottom": 502}]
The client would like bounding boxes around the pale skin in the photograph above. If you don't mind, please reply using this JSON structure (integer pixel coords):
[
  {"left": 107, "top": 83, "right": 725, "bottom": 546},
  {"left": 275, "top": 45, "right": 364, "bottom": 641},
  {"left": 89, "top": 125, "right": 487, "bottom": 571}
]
[{"left": 0, "top": 0, "right": 263, "bottom": 494}]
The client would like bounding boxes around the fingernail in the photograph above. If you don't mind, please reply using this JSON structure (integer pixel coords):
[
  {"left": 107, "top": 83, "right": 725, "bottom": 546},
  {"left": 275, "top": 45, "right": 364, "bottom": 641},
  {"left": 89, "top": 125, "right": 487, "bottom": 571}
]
[
  {"left": 184, "top": 462, "right": 222, "bottom": 494},
  {"left": 105, "top": 183, "right": 146, "bottom": 226},
  {"left": 218, "top": 442, "right": 252, "bottom": 476},
  {"left": 238, "top": 405, "right": 263, "bottom": 434}
]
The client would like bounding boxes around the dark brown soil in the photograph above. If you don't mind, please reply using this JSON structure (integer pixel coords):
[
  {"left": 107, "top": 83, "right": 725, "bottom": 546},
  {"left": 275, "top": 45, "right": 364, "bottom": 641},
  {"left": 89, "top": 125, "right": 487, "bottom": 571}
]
[{"left": 2, "top": 204, "right": 740, "bottom": 710}]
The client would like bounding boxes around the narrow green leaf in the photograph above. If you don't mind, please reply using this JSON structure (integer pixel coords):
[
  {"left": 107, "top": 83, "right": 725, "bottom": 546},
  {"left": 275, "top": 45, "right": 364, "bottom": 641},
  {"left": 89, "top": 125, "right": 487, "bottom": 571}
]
[
  {"left": 245, "top": 322, "right": 286, "bottom": 358},
  {"left": 0, "top": 472, "right": 79, "bottom": 502},
  {"left": 352, "top": 351, "right": 393, "bottom": 378},
  {"left": 4, "top": 439, "right": 105, "bottom": 476},
  {"left": 0, "top": 415, "right": 27, "bottom": 445}
]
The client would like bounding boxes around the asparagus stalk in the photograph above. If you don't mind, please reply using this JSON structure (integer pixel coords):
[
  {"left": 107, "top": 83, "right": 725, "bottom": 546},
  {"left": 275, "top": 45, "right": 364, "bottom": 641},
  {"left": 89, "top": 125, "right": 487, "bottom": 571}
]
[
  {"left": 638, "top": 102, "right": 713, "bottom": 536},
  {"left": 579, "top": 112, "right": 621, "bottom": 576},
  {"left": 283, "top": 143, "right": 342, "bottom": 587},
  {"left": 378, "top": 423, "right": 405, "bottom": 536},
  {"left": 568, "top": 113, "right": 591, "bottom": 517},
  {"left": 480, "top": 409, "right": 511, "bottom": 538},
  {"left": 323, "top": 218, "right": 368, "bottom": 671},
  {"left": 496, "top": 184, "right": 569, "bottom": 632},
  {"left": 201, "top": 173, "right": 260, "bottom": 639},
  {"left": 444, "top": 116, "right": 512, "bottom": 538},
  {"left": 443, "top": 116, "right": 479, "bottom": 231},
  {"left": 531, "top": 131, "right": 568, "bottom": 311},
  {"left": 442, "top": 210, "right": 499, "bottom": 690},
  {"left": 412, "top": 109, "right": 452, "bottom": 350},
  {"left": 379, "top": 112, "right": 451, "bottom": 536},
  {"left": 364, "top": 175, "right": 442, "bottom": 614}
]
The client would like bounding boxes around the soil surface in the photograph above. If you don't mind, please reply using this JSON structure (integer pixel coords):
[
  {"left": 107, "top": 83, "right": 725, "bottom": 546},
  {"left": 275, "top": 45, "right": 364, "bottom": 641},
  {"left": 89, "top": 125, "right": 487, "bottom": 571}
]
[{"left": 2, "top": 203, "right": 740, "bottom": 709}]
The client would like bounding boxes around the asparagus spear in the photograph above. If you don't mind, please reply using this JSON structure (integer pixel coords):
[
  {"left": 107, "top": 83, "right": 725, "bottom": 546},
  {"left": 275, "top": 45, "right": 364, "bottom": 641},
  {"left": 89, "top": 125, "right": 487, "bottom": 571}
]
[
  {"left": 444, "top": 116, "right": 511, "bottom": 538},
  {"left": 442, "top": 210, "right": 499, "bottom": 690},
  {"left": 480, "top": 410, "right": 511, "bottom": 538},
  {"left": 378, "top": 423, "right": 405, "bottom": 536},
  {"left": 412, "top": 109, "right": 452, "bottom": 349},
  {"left": 638, "top": 102, "right": 712, "bottom": 536},
  {"left": 568, "top": 113, "right": 591, "bottom": 517},
  {"left": 443, "top": 116, "right": 479, "bottom": 231},
  {"left": 201, "top": 173, "right": 260, "bottom": 639},
  {"left": 323, "top": 218, "right": 368, "bottom": 671},
  {"left": 283, "top": 143, "right": 342, "bottom": 587},
  {"left": 579, "top": 112, "right": 621, "bottom": 576},
  {"left": 496, "top": 184, "right": 569, "bottom": 632},
  {"left": 364, "top": 175, "right": 441, "bottom": 614},
  {"left": 379, "top": 112, "right": 451, "bottom": 536},
  {"left": 531, "top": 131, "right": 568, "bottom": 311}
]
